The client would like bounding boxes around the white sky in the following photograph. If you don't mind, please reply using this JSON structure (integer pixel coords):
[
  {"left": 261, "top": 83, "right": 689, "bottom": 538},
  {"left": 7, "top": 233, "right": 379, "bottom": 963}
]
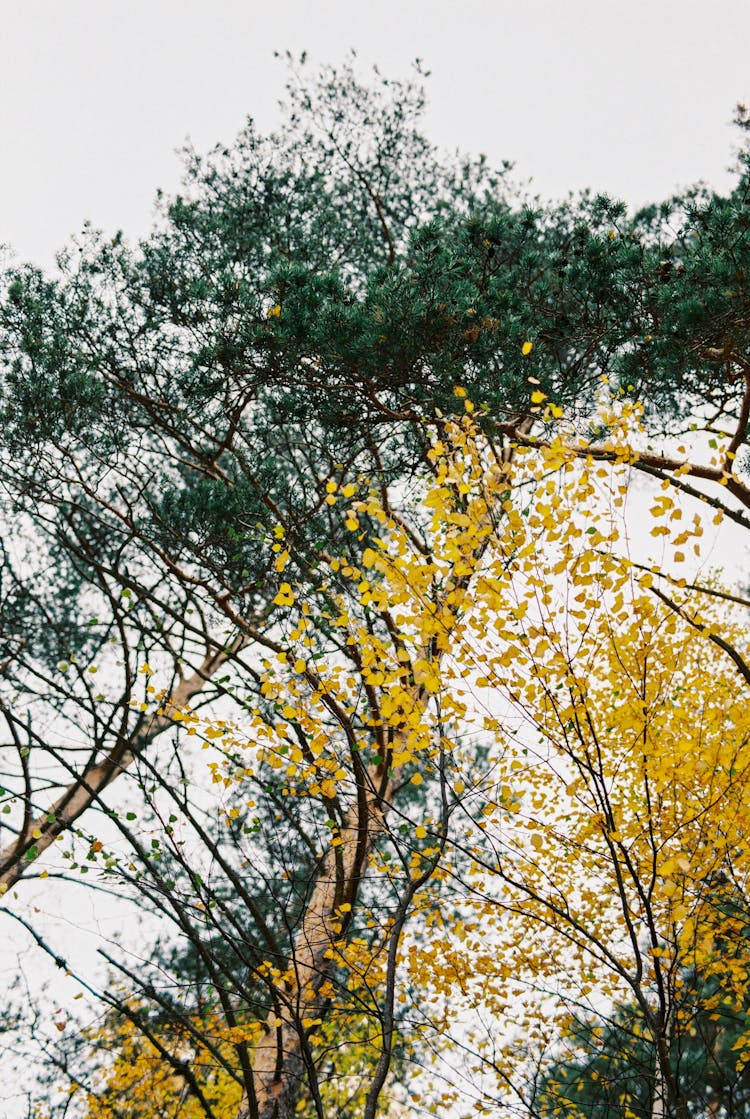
[{"left": 1, "top": 0, "right": 749, "bottom": 270}]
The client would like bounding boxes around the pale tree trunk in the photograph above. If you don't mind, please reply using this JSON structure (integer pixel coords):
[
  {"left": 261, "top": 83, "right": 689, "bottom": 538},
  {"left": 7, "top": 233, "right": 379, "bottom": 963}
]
[
  {"left": 238, "top": 769, "right": 390, "bottom": 1119},
  {"left": 652, "top": 1026, "right": 689, "bottom": 1119},
  {"left": 651, "top": 1059, "right": 666, "bottom": 1119},
  {"left": 0, "top": 645, "right": 232, "bottom": 893}
]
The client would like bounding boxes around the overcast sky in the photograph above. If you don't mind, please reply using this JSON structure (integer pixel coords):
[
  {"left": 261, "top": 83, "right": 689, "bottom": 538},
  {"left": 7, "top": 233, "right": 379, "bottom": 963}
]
[{"left": 2, "top": 0, "right": 749, "bottom": 270}]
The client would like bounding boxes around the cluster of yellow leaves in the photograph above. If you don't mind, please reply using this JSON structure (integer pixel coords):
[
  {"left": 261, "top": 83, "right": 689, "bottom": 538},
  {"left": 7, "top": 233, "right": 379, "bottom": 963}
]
[
  {"left": 78, "top": 1012, "right": 242, "bottom": 1119},
  {"left": 384, "top": 406, "right": 750, "bottom": 1100},
  {"left": 190, "top": 414, "right": 499, "bottom": 826}
]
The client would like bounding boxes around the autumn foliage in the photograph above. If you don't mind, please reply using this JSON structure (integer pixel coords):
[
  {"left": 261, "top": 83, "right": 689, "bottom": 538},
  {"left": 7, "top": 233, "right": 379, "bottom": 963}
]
[{"left": 35, "top": 390, "right": 743, "bottom": 1119}]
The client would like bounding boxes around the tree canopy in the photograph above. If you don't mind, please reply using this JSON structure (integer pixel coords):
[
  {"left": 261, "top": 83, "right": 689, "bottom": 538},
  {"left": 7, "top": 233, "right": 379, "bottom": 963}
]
[{"left": 1, "top": 58, "right": 750, "bottom": 1119}]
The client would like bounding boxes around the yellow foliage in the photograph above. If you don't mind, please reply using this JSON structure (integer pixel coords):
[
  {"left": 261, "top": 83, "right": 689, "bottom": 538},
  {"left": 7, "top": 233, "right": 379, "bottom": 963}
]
[
  {"left": 80, "top": 1012, "right": 241, "bottom": 1119},
  {"left": 103, "top": 399, "right": 750, "bottom": 1115}
]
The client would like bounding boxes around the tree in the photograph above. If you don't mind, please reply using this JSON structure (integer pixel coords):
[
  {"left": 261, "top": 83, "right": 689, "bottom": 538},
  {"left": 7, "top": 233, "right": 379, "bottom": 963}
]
[
  {"left": 2, "top": 57, "right": 750, "bottom": 1119},
  {"left": 377, "top": 405, "right": 750, "bottom": 1119}
]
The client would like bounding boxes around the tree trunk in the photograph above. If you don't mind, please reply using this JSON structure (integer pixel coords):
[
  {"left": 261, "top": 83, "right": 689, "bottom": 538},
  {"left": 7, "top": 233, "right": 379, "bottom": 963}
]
[{"left": 239, "top": 776, "right": 388, "bottom": 1119}]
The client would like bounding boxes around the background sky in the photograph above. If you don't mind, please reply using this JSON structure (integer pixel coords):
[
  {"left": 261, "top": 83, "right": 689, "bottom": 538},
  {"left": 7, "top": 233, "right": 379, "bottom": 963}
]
[{"left": 1, "top": 0, "right": 749, "bottom": 270}]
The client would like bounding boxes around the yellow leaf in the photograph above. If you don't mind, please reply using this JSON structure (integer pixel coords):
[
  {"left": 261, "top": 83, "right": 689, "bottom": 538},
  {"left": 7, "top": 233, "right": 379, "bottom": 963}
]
[{"left": 522, "top": 341, "right": 534, "bottom": 355}]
